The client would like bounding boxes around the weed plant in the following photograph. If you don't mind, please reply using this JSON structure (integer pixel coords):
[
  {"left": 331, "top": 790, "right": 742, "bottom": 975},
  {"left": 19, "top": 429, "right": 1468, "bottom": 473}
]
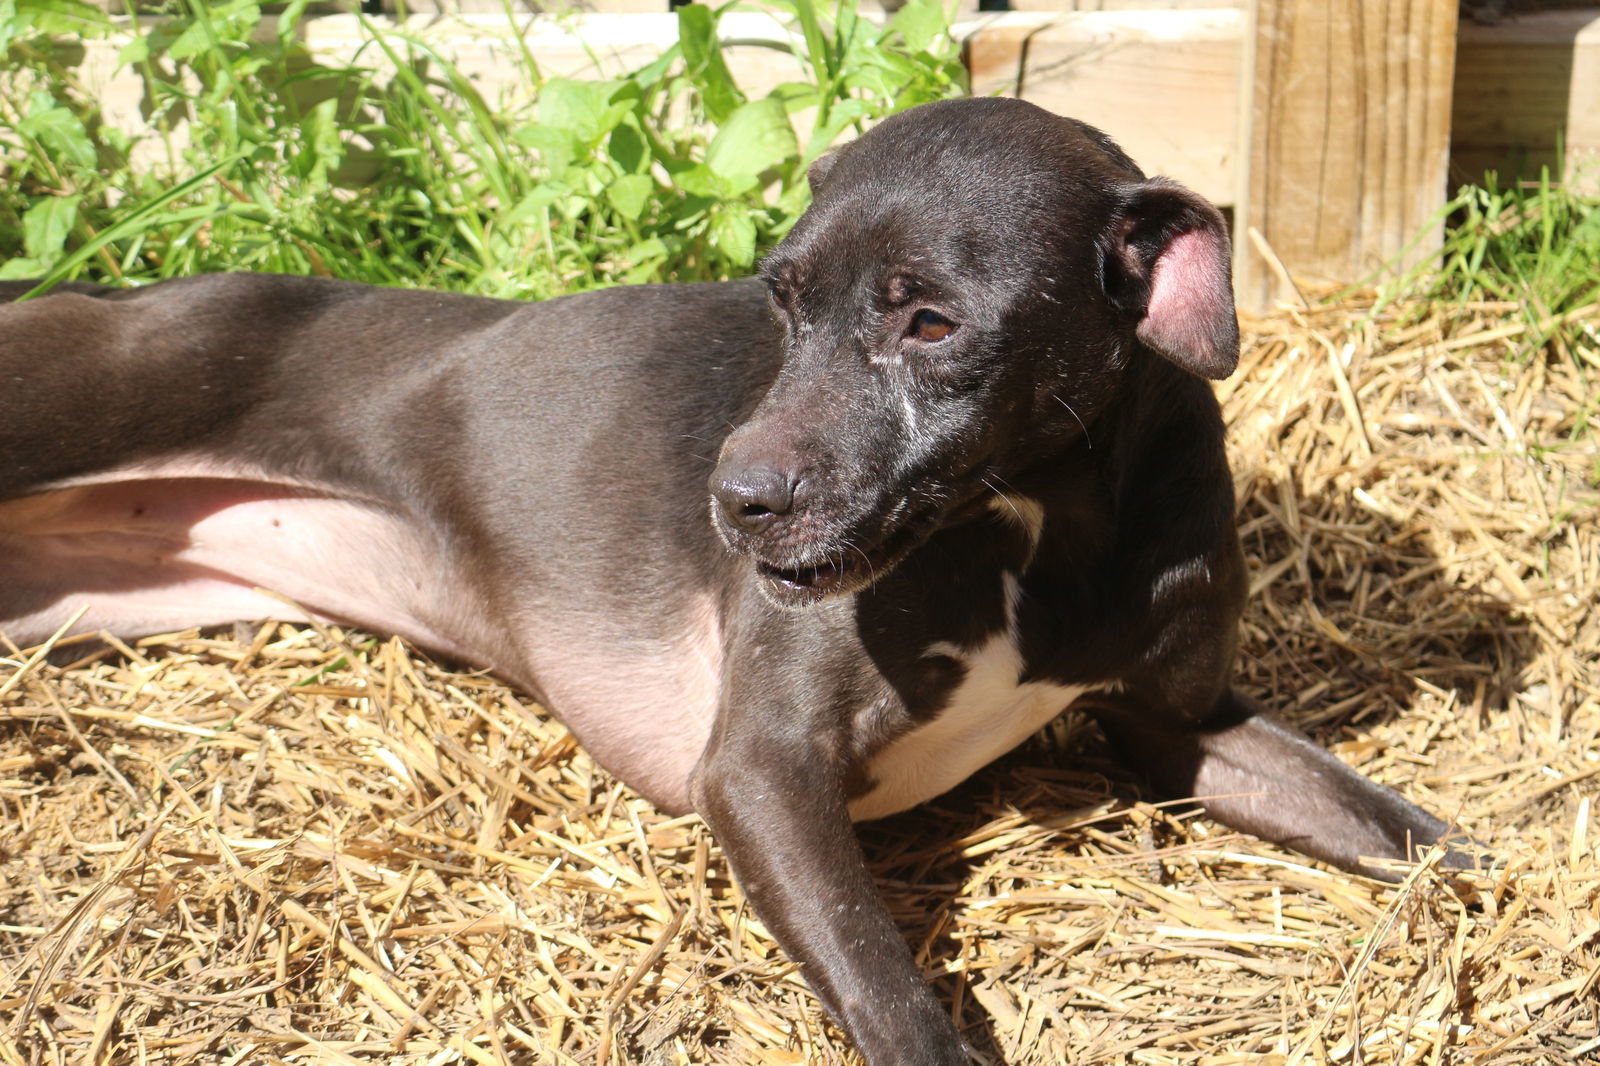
[
  {"left": 1431, "top": 170, "right": 1600, "bottom": 362},
  {"left": 0, "top": 0, "right": 966, "bottom": 298},
  {"left": 1374, "top": 167, "right": 1600, "bottom": 375}
]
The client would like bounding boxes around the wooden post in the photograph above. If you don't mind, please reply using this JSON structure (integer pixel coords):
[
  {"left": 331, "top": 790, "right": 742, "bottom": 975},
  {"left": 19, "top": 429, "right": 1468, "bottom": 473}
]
[{"left": 1233, "top": 0, "right": 1459, "bottom": 310}]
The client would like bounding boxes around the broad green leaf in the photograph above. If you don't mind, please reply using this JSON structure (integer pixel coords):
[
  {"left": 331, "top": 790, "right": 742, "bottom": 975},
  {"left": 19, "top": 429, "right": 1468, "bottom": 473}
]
[
  {"left": 538, "top": 78, "right": 630, "bottom": 150},
  {"left": 625, "top": 48, "right": 679, "bottom": 95},
  {"left": 0, "top": 257, "right": 46, "bottom": 281},
  {"left": 769, "top": 81, "right": 821, "bottom": 115},
  {"left": 708, "top": 206, "right": 757, "bottom": 268},
  {"left": 118, "top": 35, "right": 149, "bottom": 66},
  {"left": 706, "top": 97, "right": 797, "bottom": 183},
  {"left": 503, "top": 185, "right": 568, "bottom": 227},
  {"left": 890, "top": 0, "right": 946, "bottom": 54},
  {"left": 608, "top": 122, "right": 648, "bottom": 175},
  {"left": 626, "top": 237, "right": 668, "bottom": 263},
  {"left": 623, "top": 237, "right": 672, "bottom": 284},
  {"left": 3, "top": 0, "right": 106, "bottom": 38},
  {"left": 606, "top": 174, "right": 655, "bottom": 222},
  {"left": 169, "top": 16, "right": 226, "bottom": 62},
  {"left": 512, "top": 123, "right": 581, "bottom": 179},
  {"left": 677, "top": 2, "right": 742, "bottom": 125},
  {"left": 22, "top": 194, "right": 81, "bottom": 259},
  {"left": 674, "top": 163, "right": 730, "bottom": 200},
  {"left": 19, "top": 96, "right": 96, "bottom": 170}
]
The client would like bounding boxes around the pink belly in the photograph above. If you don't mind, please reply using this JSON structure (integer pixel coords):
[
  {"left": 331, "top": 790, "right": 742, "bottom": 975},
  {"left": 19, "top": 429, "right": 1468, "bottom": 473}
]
[
  {"left": 0, "top": 468, "right": 723, "bottom": 812},
  {"left": 0, "top": 475, "right": 487, "bottom": 661}
]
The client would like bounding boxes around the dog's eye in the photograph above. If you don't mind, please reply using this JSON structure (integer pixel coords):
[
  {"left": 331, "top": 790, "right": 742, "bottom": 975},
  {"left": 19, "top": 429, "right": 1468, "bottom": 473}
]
[
  {"left": 910, "top": 309, "right": 956, "bottom": 343},
  {"left": 766, "top": 281, "right": 792, "bottom": 311}
]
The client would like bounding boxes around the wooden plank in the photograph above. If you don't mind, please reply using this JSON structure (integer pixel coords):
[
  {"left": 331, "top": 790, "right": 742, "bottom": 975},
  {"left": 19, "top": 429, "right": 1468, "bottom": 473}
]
[
  {"left": 1233, "top": 0, "right": 1459, "bottom": 309},
  {"left": 963, "top": 10, "right": 1245, "bottom": 206},
  {"left": 1452, "top": 9, "right": 1600, "bottom": 191}
]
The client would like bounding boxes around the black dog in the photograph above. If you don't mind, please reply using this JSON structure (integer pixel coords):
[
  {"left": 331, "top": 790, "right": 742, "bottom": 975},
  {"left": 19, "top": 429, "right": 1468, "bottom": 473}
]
[{"left": 0, "top": 98, "right": 1464, "bottom": 1065}]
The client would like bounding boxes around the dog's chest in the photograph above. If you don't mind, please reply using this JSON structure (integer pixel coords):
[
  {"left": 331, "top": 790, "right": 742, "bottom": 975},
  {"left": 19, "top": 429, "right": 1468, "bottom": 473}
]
[{"left": 847, "top": 588, "right": 1090, "bottom": 821}]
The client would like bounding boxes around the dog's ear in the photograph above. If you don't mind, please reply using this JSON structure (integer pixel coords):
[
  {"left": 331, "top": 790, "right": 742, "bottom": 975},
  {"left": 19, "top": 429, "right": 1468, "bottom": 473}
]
[
  {"left": 1103, "top": 179, "right": 1239, "bottom": 380},
  {"left": 807, "top": 148, "right": 843, "bottom": 195}
]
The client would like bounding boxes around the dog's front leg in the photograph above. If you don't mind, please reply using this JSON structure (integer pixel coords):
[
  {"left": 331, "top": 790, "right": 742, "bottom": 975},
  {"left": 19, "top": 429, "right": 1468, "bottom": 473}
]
[
  {"left": 693, "top": 670, "right": 971, "bottom": 1065},
  {"left": 1090, "top": 688, "right": 1469, "bottom": 879}
]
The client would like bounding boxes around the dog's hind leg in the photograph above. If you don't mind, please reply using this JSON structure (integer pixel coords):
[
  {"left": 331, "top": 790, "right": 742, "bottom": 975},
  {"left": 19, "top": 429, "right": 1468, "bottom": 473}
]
[{"left": 1087, "top": 689, "right": 1471, "bottom": 880}]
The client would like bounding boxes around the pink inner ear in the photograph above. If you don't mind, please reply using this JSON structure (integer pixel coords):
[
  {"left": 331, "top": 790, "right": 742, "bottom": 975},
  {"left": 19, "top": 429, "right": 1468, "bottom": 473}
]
[{"left": 1139, "top": 227, "right": 1238, "bottom": 380}]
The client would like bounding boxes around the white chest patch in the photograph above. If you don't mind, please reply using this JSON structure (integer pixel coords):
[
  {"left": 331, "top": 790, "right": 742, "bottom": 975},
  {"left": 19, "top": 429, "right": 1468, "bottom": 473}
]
[{"left": 848, "top": 574, "right": 1095, "bottom": 821}]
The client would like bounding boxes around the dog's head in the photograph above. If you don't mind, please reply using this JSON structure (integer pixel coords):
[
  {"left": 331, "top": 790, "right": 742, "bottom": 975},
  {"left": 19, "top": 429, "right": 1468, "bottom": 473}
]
[{"left": 710, "top": 97, "right": 1238, "bottom": 606}]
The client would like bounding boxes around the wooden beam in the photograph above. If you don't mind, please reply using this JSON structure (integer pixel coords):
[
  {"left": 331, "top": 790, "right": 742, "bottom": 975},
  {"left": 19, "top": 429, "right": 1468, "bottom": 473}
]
[
  {"left": 1233, "top": 0, "right": 1459, "bottom": 309},
  {"left": 1452, "top": 9, "right": 1600, "bottom": 193}
]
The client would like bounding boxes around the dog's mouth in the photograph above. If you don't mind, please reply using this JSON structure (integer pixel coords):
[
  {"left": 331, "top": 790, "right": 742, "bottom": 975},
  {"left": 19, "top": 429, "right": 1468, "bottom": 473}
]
[
  {"left": 758, "top": 555, "right": 862, "bottom": 596},
  {"left": 750, "top": 517, "right": 930, "bottom": 606}
]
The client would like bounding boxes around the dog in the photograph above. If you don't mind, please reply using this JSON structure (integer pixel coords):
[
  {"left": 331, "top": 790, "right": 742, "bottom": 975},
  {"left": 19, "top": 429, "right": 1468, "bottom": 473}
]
[{"left": 0, "top": 98, "right": 1467, "bottom": 1065}]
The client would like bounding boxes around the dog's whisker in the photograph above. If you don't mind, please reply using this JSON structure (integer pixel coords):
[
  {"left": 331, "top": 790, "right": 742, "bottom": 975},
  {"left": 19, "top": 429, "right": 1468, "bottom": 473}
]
[
  {"left": 844, "top": 540, "right": 877, "bottom": 587},
  {"left": 987, "top": 471, "right": 1020, "bottom": 494},
  {"left": 1053, "top": 393, "right": 1092, "bottom": 449},
  {"left": 982, "top": 477, "right": 1026, "bottom": 526}
]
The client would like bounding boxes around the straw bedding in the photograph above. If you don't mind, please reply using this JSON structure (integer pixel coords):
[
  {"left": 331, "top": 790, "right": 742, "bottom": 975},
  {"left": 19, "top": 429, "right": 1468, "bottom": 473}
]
[{"left": 2, "top": 293, "right": 1596, "bottom": 1064}]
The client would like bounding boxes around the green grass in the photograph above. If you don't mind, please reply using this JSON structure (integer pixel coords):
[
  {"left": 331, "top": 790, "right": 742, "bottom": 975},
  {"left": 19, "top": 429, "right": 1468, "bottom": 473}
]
[
  {"left": 1377, "top": 167, "right": 1600, "bottom": 468},
  {"left": 0, "top": 0, "right": 967, "bottom": 298},
  {"left": 1395, "top": 168, "right": 1600, "bottom": 371}
]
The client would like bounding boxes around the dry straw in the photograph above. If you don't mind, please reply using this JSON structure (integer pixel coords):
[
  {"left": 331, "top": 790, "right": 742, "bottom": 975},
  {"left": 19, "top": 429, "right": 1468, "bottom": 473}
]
[{"left": 2, "top": 292, "right": 1596, "bottom": 1064}]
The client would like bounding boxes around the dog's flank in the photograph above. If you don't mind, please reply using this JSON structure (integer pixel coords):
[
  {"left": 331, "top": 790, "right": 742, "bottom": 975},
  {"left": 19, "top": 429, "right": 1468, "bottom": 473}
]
[{"left": 1, "top": 98, "right": 1470, "bottom": 1066}]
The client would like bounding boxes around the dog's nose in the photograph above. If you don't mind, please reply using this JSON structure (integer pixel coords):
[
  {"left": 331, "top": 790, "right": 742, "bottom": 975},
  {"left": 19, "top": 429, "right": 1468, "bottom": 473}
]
[{"left": 712, "top": 465, "right": 797, "bottom": 533}]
